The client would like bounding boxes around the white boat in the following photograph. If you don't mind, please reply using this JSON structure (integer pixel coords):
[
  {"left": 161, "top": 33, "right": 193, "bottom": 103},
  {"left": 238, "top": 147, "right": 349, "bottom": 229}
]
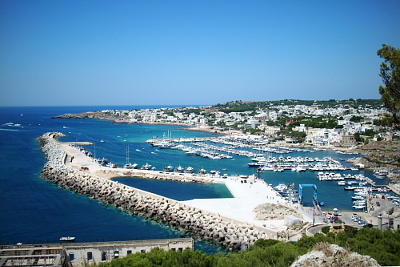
[
  {"left": 164, "top": 165, "right": 174, "bottom": 172},
  {"left": 142, "top": 163, "right": 152, "bottom": 170},
  {"left": 352, "top": 205, "right": 366, "bottom": 210},
  {"left": 176, "top": 165, "right": 184, "bottom": 172},
  {"left": 59, "top": 236, "right": 75, "bottom": 242},
  {"left": 374, "top": 169, "right": 388, "bottom": 178},
  {"left": 352, "top": 195, "right": 365, "bottom": 200},
  {"left": 124, "top": 163, "right": 138, "bottom": 169}
]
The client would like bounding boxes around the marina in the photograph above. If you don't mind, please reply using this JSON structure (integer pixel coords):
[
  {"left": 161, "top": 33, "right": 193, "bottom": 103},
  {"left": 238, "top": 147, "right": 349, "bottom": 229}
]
[{"left": 1, "top": 107, "right": 399, "bottom": 252}]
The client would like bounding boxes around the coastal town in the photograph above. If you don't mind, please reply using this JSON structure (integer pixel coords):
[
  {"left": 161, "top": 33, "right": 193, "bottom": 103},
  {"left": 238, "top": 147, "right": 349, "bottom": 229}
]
[
  {"left": 56, "top": 99, "right": 400, "bottom": 181},
  {"left": 57, "top": 99, "right": 394, "bottom": 146},
  {"left": 2, "top": 0, "right": 400, "bottom": 265}
]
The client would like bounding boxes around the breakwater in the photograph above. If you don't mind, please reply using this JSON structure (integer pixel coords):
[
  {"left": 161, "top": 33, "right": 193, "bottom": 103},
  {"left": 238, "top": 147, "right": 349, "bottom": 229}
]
[{"left": 38, "top": 132, "right": 271, "bottom": 250}]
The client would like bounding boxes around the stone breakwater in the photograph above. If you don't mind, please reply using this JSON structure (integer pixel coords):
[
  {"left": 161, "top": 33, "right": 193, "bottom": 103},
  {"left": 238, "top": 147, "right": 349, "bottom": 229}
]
[{"left": 38, "top": 132, "right": 270, "bottom": 250}]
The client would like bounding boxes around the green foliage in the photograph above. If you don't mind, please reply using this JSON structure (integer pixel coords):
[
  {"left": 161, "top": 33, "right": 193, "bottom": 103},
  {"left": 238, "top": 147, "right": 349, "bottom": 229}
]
[
  {"left": 321, "top": 226, "right": 330, "bottom": 234},
  {"left": 185, "top": 109, "right": 203, "bottom": 115},
  {"left": 245, "top": 128, "right": 263, "bottom": 135},
  {"left": 354, "top": 132, "right": 363, "bottom": 143},
  {"left": 95, "top": 229, "right": 400, "bottom": 267},
  {"left": 164, "top": 111, "right": 174, "bottom": 116},
  {"left": 214, "top": 99, "right": 383, "bottom": 113},
  {"left": 350, "top": 116, "right": 363, "bottom": 122},
  {"left": 373, "top": 113, "right": 397, "bottom": 126},
  {"left": 278, "top": 130, "right": 306, "bottom": 143},
  {"left": 362, "top": 129, "right": 376, "bottom": 137},
  {"left": 377, "top": 44, "right": 400, "bottom": 119}
]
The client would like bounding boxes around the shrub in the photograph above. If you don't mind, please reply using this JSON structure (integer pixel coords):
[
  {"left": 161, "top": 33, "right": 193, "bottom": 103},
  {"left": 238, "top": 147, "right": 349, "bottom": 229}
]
[{"left": 321, "top": 226, "right": 330, "bottom": 234}]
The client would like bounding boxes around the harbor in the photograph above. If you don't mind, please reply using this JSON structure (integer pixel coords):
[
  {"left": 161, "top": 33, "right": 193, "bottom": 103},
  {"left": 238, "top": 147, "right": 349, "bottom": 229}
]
[{"left": 40, "top": 132, "right": 320, "bottom": 250}]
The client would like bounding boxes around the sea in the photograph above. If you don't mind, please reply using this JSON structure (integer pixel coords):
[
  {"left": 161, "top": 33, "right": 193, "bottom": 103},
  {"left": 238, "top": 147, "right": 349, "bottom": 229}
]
[{"left": 0, "top": 106, "right": 392, "bottom": 251}]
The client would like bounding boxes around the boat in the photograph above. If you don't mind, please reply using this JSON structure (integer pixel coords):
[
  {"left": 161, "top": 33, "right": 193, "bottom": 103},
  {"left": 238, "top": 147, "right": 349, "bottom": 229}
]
[
  {"left": 352, "top": 195, "right": 365, "bottom": 200},
  {"left": 352, "top": 205, "right": 366, "bottom": 210},
  {"left": 374, "top": 169, "right": 388, "bottom": 178},
  {"left": 185, "top": 166, "right": 194, "bottom": 173},
  {"left": 124, "top": 163, "right": 138, "bottom": 169},
  {"left": 59, "top": 236, "right": 75, "bottom": 242},
  {"left": 198, "top": 168, "right": 207, "bottom": 174},
  {"left": 175, "top": 165, "right": 184, "bottom": 172},
  {"left": 164, "top": 165, "right": 174, "bottom": 172},
  {"left": 100, "top": 139, "right": 105, "bottom": 143},
  {"left": 141, "top": 163, "right": 152, "bottom": 170}
]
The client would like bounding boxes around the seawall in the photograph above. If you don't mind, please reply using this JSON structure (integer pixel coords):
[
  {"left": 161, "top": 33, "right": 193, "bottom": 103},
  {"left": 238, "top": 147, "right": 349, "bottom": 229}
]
[{"left": 38, "top": 132, "right": 271, "bottom": 251}]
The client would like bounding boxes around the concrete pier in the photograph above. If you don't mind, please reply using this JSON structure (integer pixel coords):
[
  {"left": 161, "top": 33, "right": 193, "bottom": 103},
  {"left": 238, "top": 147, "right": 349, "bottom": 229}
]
[{"left": 38, "top": 132, "right": 284, "bottom": 250}]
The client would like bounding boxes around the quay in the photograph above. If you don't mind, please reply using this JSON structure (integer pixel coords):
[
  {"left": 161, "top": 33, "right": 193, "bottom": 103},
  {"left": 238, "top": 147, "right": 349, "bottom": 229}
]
[
  {"left": 57, "top": 133, "right": 310, "bottom": 233},
  {"left": 387, "top": 183, "right": 400, "bottom": 195},
  {"left": 39, "top": 132, "right": 308, "bottom": 251},
  {"left": 146, "top": 137, "right": 216, "bottom": 144},
  {"left": 0, "top": 238, "right": 193, "bottom": 267}
]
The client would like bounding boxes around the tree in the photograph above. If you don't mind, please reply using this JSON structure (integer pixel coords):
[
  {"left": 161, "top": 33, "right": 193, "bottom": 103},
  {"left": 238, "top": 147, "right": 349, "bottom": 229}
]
[{"left": 377, "top": 44, "right": 400, "bottom": 121}]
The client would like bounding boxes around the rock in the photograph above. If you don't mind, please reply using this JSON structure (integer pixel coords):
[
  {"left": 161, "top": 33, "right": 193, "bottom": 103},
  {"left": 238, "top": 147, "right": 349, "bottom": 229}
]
[{"left": 291, "top": 243, "right": 380, "bottom": 267}]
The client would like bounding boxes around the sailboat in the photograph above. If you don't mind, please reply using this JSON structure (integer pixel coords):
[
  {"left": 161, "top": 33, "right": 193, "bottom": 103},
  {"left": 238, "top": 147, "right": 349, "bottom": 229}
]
[{"left": 124, "top": 144, "right": 138, "bottom": 169}]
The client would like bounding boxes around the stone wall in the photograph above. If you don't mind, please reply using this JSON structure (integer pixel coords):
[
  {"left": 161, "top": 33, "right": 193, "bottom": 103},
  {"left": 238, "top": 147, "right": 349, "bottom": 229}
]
[{"left": 38, "top": 132, "right": 270, "bottom": 250}]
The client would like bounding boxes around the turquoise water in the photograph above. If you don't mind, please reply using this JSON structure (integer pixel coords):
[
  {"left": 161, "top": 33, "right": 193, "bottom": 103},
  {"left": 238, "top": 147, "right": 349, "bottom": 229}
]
[
  {"left": 113, "top": 177, "right": 233, "bottom": 201},
  {"left": 0, "top": 106, "right": 391, "bottom": 250},
  {"left": 0, "top": 106, "right": 224, "bottom": 253}
]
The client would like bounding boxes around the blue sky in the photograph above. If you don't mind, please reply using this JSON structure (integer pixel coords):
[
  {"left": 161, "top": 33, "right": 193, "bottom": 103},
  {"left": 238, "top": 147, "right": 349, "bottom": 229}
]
[{"left": 0, "top": 0, "right": 399, "bottom": 106}]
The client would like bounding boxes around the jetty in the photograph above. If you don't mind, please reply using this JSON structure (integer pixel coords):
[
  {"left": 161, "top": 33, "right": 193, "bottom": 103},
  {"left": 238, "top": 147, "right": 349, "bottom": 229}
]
[{"left": 38, "top": 132, "right": 310, "bottom": 250}]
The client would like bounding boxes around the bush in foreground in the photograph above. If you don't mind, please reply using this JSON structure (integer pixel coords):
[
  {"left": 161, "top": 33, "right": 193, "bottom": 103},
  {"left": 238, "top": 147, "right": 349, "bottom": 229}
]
[{"left": 95, "top": 228, "right": 400, "bottom": 267}]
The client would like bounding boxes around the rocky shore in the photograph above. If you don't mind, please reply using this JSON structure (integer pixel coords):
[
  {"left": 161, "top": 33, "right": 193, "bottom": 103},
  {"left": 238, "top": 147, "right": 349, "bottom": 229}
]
[
  {"left": 38, "top": 132, "right": 270, "bottom": 250},
  {"left": 349, "top": 140, "right": 400, "bottom": 183}
]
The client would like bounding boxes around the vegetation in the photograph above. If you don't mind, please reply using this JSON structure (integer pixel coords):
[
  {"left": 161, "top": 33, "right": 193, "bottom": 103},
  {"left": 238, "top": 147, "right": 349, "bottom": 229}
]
[
  {"left": 349, "top": 115, "right": 363, "bottom": 122},
  {"left": 95, "top": 228, "right": 400, "bottom": 267},
  {"left": 214, "top": 99, "right": 383, "bottom": 113},
  {"left": 278, "top": 130, "right": 306, "bottom": 143},
  {"left": 321, "top": 226, "right": 330, "bottom": 234},
  {"left": 184, "top": 108, "right": 203, "bottom": 115},
  {"left": 377, "top": 44, "right": 400, "bottom": 121},
  {"left": 373, "top": 113, "right": 397, "bottom": 126}
]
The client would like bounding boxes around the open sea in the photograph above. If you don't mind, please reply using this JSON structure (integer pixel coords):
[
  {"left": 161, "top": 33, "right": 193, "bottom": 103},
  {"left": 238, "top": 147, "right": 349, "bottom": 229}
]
[{"left": 0, "top": 106, "right": 391, "bottom": 252}]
